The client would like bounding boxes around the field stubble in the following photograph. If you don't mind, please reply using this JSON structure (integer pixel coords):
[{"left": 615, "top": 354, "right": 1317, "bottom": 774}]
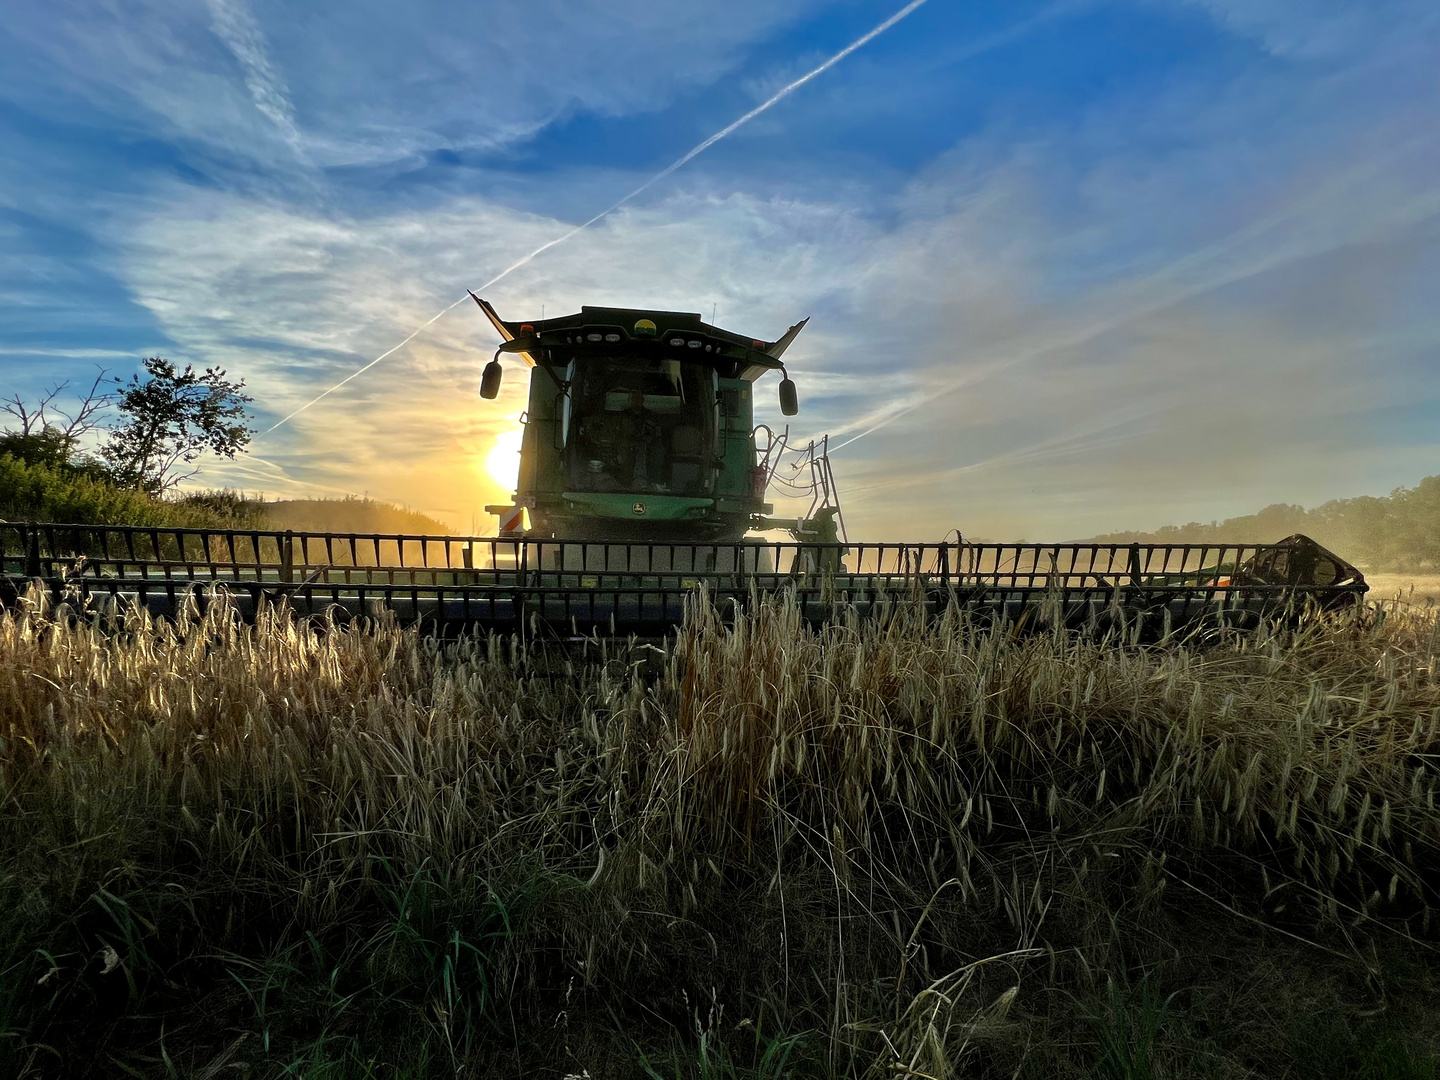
[{"left": 1, "top": 588, "right": 1439, "bottom": 1077}]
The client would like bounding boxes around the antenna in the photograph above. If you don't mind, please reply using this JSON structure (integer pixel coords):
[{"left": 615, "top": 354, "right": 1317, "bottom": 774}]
[{"left": 712, "top": 303, "right": 717, "bottom": 325}]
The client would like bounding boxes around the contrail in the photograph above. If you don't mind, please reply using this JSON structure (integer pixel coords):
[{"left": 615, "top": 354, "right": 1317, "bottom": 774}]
[
  {"left": 261, "top": 0, "right": 932, "bottom": 436},
  {"left": 261, "top": 299, "right": 471, "bottom": 434}
]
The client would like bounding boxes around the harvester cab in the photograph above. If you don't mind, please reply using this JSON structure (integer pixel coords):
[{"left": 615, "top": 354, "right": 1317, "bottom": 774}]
[{"left": 472, "top": 294, "right": 810, "bottom": 543}]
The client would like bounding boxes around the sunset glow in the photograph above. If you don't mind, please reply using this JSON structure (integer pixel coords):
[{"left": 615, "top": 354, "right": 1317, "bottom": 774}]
[{"left": 484, "top": 429, "right": 524, "bottom": 492}]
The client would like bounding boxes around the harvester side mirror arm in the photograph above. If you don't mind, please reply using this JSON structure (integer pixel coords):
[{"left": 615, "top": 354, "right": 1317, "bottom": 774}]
[
  {"left": 496, "top": 336, "right": 539, "bottom": 354},
  {"left": 483, "top": 340, "right": 567, "bottom": 400}
]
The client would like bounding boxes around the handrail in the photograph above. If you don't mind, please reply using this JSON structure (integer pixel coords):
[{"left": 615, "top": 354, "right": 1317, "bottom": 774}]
[{"left": 2, "top": 521, "right": 1343, "bottom": 577}]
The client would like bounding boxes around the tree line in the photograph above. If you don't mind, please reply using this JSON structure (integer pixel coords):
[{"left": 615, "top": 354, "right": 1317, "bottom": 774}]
[{"left": 1089, "top": 476, "right": 1440, "bottom": 572}]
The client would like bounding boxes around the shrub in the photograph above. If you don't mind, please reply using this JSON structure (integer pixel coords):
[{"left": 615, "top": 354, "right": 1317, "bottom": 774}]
[{"left": 0, "top": 453, "right": 268, "bottom": 530}]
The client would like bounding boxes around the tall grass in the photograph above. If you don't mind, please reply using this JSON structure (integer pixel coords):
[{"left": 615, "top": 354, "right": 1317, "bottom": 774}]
[{"left": 1, "top": 590, "right": 1438, "bottom": 1077}]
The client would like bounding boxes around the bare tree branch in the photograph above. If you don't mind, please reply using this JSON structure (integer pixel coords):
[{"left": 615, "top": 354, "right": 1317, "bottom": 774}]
[
  {"left": 54, "top": 369, "right": 113, "bottom": 441},
  {"left": 1, "top": 393, "right": 37, "bottom": 436},
  {"left": 2, "top": 374, "right": 112, "bottom": 442},
  {"left": 0, "top": 384, "right": 67, "bottom": 436}
]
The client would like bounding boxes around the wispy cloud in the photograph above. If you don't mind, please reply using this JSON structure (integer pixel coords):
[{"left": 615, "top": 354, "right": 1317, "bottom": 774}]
[
  {"left": 4, "top": 0, "right": 1437, "bottom": 539},
  {"left": 108, "top": 111, "right": 1438, "bottom": 535},
  {"left": 830, "top": 136, "right": 1440, "bottom": 455},
  {"left": 97, "top": 183, "right": 873, "bottom": 518},
  {"left": 204, "top": 0, "right": 304, "bottom": 156},
  {"left": 261, "top": 0, "right": 940, "bottom": 434},
  {"left": 0, "top": 0, "right": 837, "bottom": 174},
  {"left": 1179, "top": 0, "right": 1433, "bottom": 58}
]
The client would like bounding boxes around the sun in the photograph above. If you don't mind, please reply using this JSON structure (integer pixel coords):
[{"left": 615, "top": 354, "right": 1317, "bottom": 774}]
[{"left": 484, "top": 429, "right": 524, "bottom": 491}]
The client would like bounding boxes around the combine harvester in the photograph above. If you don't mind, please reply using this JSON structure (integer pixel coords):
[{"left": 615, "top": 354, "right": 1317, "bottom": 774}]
[{"left": 1, "top": 301, "right": 1367, "bottom": 638}]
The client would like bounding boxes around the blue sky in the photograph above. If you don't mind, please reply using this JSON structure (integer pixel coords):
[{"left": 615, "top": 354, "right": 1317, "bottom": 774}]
[{"left": 2, "top": 0, "right": 1437, "bottom": 537}]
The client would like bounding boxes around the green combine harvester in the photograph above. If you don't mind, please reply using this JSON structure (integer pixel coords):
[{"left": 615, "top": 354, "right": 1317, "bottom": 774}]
[
  {"left": 0, "top": 300, "right": 1367, "bottom": 637},
  {"left": 470, "top": 293, "right": 839, "bottom": 548}
]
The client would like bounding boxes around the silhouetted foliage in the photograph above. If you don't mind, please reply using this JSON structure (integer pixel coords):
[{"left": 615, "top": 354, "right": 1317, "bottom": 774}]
[
  {"left": 101, "top": 359, "right": 254, "bottom": 493},
  {"left": 0, "top": 427, "right": 84, "bottom": 471}
]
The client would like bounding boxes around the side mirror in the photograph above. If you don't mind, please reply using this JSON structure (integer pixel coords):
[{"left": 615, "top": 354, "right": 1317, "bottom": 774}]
[
  {"left": 480, "top": 360, "right": 503, "bottom": 400},
  {"left": 778, "top": 376, "right": 798, "bottom": 416}
]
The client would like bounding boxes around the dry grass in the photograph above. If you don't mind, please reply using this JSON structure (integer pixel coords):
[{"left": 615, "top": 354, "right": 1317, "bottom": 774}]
[
  {"left": 1367, "top": 574, "right": 1440, "bottom": 611},
  {"left": 1, "top": 589, "right": 1439, "bottom": 1077}
]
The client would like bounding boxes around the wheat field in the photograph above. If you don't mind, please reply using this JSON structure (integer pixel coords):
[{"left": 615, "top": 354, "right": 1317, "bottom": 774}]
[
  {"left": 1366, "top": 574, "right": 1440, "bottom": 611},
  {"left": 2, "top": 588, "right": 1439, "bottom": 1078}
]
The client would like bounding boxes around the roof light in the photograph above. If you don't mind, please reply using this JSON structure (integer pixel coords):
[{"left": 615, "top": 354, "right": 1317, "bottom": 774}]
[
  {"left": 669, "top": 336, "right": 685, "bottom": 346},
  {"left": 587, "top": 332, "right": 603, "bottom": 342},
  {"left": 520, "top": 323, "right": 534, "bottom": 333},
  {"left": 604, "top": 332, "right": 621, "bottom": 342},
  {"left": 688, "top": 340, "right": 702, "bottom": 349}
]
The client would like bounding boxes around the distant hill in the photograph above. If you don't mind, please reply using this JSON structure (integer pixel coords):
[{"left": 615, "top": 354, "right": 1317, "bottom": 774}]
[
  {"left": 264, "top": 498, "right": 454, "bottom": 536},
  {"left": 1088, "top": 474, "right": 1440, "bottom": 572}
]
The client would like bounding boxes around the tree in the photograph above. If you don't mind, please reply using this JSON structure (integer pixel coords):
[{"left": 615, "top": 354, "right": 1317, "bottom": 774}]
[
  {"left": 0, "top": 371, "right": 112, "bottom": 471},
  {"left": 101, "top": 359, "right": 254, "bottom": 493}
]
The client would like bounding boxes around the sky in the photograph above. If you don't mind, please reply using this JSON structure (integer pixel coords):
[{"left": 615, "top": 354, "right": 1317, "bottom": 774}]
[{"left": 1, "top": 0, "right": 1437, "bottom": 539}]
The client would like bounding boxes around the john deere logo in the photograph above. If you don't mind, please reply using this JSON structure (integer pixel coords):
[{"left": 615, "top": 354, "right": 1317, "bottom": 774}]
[{"left": 632, "top": 502, "right": 647, "bottom": 515}]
